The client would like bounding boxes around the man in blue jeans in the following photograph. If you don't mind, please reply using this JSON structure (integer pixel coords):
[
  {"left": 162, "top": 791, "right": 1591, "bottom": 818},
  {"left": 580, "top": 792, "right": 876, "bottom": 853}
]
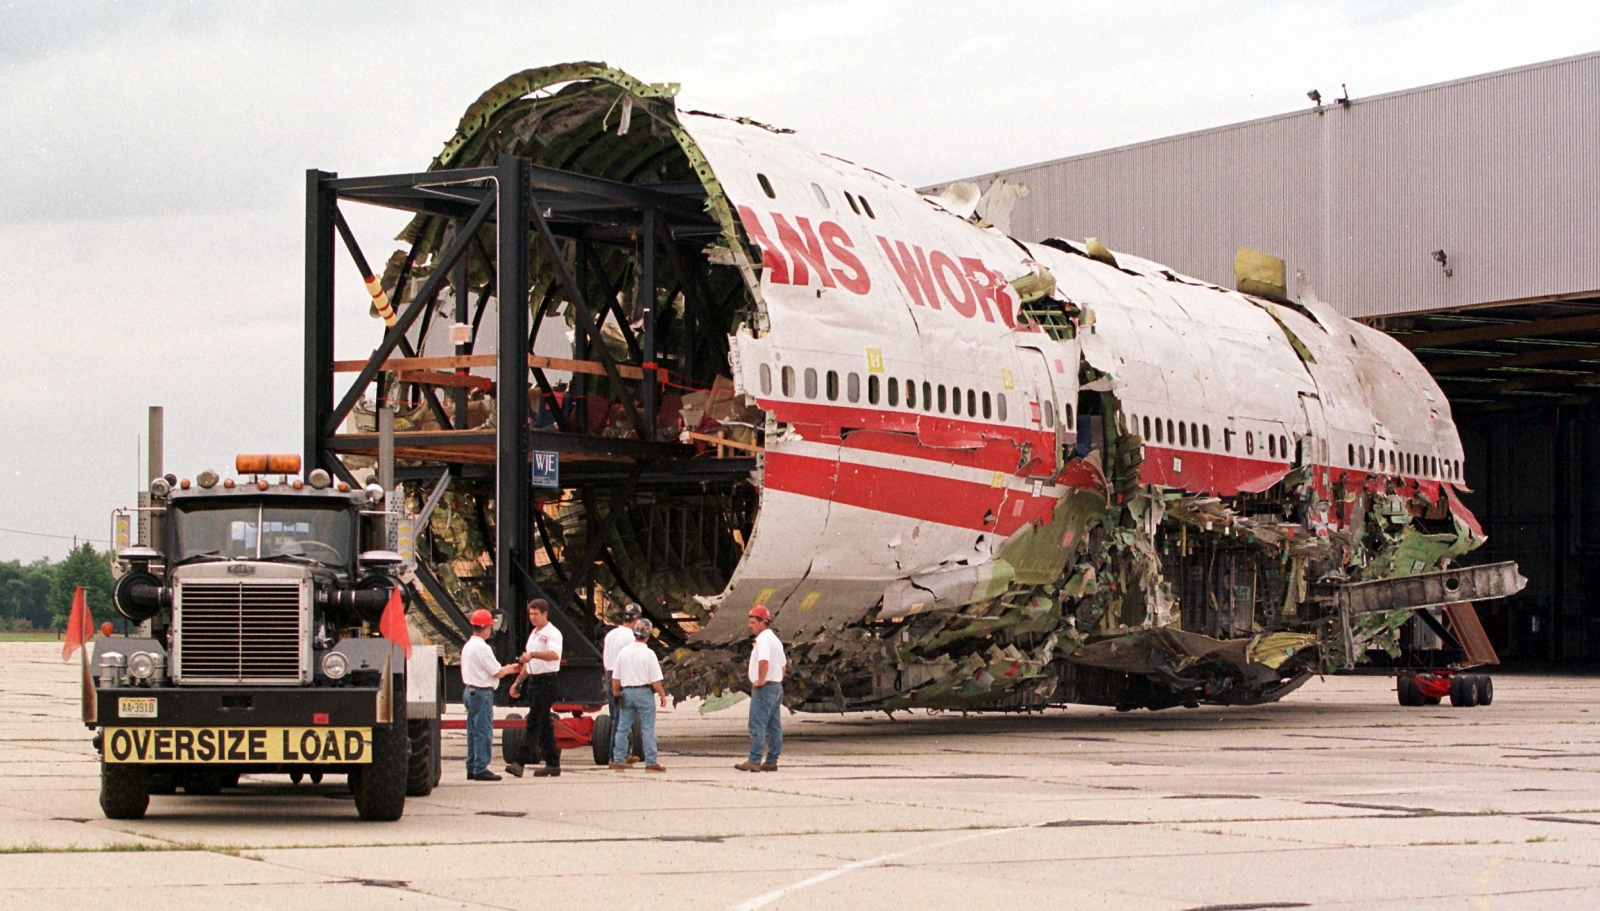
[
  {"left": 459, "top": 609, "right": 520, "bottom": 781},
  {"left": 608, "top": 618, "right": 668, "bottom": 772},
  {"left": 735, "top": 606, "right": 786, "bottom": 772}
]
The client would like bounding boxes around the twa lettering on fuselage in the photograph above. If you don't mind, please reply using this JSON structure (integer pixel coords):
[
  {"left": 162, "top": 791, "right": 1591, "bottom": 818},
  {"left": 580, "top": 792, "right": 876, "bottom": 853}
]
[{"left": 734, "top": 205, "right": 1038, "bottom": 332}]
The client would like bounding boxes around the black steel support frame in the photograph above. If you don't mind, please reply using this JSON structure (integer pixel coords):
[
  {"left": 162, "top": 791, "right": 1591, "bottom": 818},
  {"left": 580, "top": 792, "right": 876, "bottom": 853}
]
[{"left": 302, "top": 157, "right": 724, "bottom": 677}]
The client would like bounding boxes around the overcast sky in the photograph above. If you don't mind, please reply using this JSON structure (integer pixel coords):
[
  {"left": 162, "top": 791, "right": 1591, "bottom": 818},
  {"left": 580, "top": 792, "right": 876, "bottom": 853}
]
[{"left": 2, "top": 0, "right": 1596, "bottom": 562}]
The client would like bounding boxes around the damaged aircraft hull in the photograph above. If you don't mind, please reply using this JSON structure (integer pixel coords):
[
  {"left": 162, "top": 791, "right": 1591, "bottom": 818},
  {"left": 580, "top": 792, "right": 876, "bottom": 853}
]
[{"left": 381, "top": 63, "right": 1522, "bottom": 713}]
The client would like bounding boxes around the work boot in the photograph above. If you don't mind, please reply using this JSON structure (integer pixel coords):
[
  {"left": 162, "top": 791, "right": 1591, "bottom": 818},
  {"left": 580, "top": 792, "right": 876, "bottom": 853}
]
[
  {"left": 469, "top": 770, "right": 502, "bottom": 781},
  {"left": 760, "top": 762, "right": 779, "bottom": 772},
  {"left": 734, "top": 760, "right": 762, "bottom": 772},
  {"left": 504, "top": 763, "right": 524, "bottom": 778},
  {"left": 627, "top": 754, "right": 642, "bottom": 764},
  {"left": 608, "top": 762, "right": 628, "bottom": 771},
  {"left": 646, "top": 764, "right": 666, "bottom": 773},
  {"left": 533, "top": 766, "right": 561, "bottom": 777}
]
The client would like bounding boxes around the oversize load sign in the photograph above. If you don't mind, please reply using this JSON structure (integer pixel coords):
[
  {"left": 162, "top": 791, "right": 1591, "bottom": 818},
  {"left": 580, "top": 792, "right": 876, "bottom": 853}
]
[{"left": 102, "top": 727, "right": 372, "bottom": 764}]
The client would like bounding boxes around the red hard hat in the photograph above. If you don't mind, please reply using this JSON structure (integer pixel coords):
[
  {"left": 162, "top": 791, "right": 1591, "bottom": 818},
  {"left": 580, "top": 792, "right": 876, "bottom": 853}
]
[
  {"left": 469, "top": 609, "right": 494, "bottom": 627},
  {"left": 748, "top": 605, "right": 772, "bottom": 622}
]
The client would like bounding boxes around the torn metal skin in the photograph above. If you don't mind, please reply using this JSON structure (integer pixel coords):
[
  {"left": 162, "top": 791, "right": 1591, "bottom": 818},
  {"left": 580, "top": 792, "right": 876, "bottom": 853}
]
[{"left": 384, "top": 63, "right": 1522, "bottom": 716}]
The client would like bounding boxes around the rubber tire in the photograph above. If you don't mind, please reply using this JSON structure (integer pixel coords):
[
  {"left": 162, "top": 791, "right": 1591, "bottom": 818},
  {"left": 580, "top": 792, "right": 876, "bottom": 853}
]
[
  {"left": 501, "top": 712, "right": 523, "bottom": 766},
  {"left": 310, "top": 771, "right": 323, "bottom": 785},
  {"left": 182, "top": 769, "right": 224, "bottom": 796},
  {"left": 1450, "top": 674, "right": 1480, "bottom": 708},
  {"left": 290, "top": 772, "right": 304, "bottom": 785},
  {"left": 406, "top": 718, "right": 440, "bottom": 796},
  {"left": 1397, "top": 675, "right": 1420, "bottom": 707},
  {"left": 592, "top": 712, "right": 612, "bottom": 766},
  {"left": 100, "top": 762, "right": 149, "bottom": 820},
  {"left": 1477, "top": 674, "right": 1494, "bottom": 706},
  {"left": 351, "top": 720, "right": 408, "bottom": 822}
]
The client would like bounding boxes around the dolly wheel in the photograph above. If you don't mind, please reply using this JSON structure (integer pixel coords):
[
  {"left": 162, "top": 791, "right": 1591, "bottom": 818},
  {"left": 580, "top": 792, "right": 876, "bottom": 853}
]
[
  {"left": 1477, "top": 675, "right": 1494, "bottom": 706},
  {"left": 1449, "top": 674, "right": 1480, "bottom": 708}
]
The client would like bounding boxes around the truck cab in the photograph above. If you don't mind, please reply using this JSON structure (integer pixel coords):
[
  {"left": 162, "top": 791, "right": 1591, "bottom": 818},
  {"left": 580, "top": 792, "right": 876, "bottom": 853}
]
[{"left": 92, "top": 454, "right": 442, "bottom": 821}]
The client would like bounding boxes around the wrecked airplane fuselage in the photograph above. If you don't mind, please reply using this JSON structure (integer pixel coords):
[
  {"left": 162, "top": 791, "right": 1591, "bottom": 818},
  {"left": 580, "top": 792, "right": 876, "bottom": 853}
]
[{"left": 384, "top": 63, "right": 1522, "bottom": 713}]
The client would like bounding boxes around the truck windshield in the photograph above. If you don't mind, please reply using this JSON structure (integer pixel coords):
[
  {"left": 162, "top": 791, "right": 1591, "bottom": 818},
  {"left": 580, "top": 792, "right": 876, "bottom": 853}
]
[{"left": 172, "top": 501, "right": 354, "bottom": 566}]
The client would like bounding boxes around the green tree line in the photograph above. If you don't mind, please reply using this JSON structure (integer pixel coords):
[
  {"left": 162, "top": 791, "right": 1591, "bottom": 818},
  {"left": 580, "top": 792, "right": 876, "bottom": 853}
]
[{"left": 0, "top": 543, "right": 115, "bottom": 631}]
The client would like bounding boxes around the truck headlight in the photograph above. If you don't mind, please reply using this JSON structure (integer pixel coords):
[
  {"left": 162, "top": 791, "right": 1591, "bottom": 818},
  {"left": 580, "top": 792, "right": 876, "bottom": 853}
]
[
  {"left": 321, "top": 652, "right": 350, "bottom": 681},
  {"left": 128, "top": 651, "right": 154, "bottom": 682}
]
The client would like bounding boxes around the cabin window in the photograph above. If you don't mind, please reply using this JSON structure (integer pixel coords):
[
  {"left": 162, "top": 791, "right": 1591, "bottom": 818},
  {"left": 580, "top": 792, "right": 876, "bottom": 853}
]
[
  {"left": 867, "top": 374, "right": 880, "bottom": 405},
  {"left": 937, "top": 385, "right": 948, "bottom": 413},
  {"left": 982, "top": 391, "right": 992, "bottom": 419},
  {"left": 1379, "top": 449, "right": 1386, "bottom": 470},
  {"left": 1143, "top": 416, "right": 1151, "bottom": 440},
  {"left": 1269, "top": 434, "right": 1276, "bottom": 458},
  {"left": 758, "top": 173, "right": 776, "bottom": 199},
  {"left": 825, "top": 370, "right": 839, "bottom": 401},
  {"left": 1246, "top": 431, "right": 1255, "bottom": 455},
  {"left": 1202, "top": 425, "right": 1211, "bottom": 449},
  {"left": 804, "top": 368, "right": 818, "bottom": 400},
  {"left": 1455, "top": 459, "right": 1461, "bottom": 478},
  {"left": 906, "top": 380, "right": 916, "bottom": 409},
  {"left": 812, "top": 183, "right": 830, "bottom": 209},
  {"left": 1179, "top": 422, "right": 1188, "bottom": 447},
  {"left": 1167, "top": 419, "right": 1175, "bottom": 444},
  {"left": 781, "top": 366, "right": 794, "bottom": 397},
  {"left": 759, "top": 364, "right": 772, "bottom": 395},
  {"left": 845, "top": 191, "right": 861, "bottom": 215},
  {"left": 923, "top": 381, "right": 933, "bottom": 412},
  {"left": 1391, "top": 450, "right": 1397, "bottom": 471},
  {"left": 860, "top": 196, "right": 876, "bottom": 219},
  {"left": 968, "top": 389, "right": 977, "bottom": 418},
  {"left": 951, "top": 386, "right": 962, "bottom": 416},
  {"left": 846, "top": 372, "right": 860, "bottom": 403},
  {"left": 1349, "top": 443, "right": 1356, "bottom": 467},
  {"left": 1224, "top": 429, "right": 1233, "bottom": 452},
  {"left": 1154, "top": 418, "right": 1163, "bottom": 443},
  {"left": 997, "top": 393, "right": 1008, "bottom": 422},
  {"left": 1043, "top": 400, "right": 1054, "bottom": 428},
  {"left": 888, "top": 377, "right": 899, "bottom": 407},
  {"left": 1191, "top": 423, "right": 1200, "bottom": 448}
]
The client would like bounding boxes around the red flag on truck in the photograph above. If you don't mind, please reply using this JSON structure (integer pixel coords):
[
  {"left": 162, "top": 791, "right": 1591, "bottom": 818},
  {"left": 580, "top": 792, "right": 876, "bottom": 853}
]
[
  {"left": 62, "top": 585, "right": 92, "bottom": 661},
  {"left": 378, "top": 586, "right": 411, "bottom": 659}
]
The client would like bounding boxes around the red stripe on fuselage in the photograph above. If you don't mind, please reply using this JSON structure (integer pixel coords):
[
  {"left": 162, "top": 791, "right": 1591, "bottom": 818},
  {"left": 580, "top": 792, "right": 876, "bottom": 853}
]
[{"left": 764, "top": 450, "right": 1056, "bottom": 536}]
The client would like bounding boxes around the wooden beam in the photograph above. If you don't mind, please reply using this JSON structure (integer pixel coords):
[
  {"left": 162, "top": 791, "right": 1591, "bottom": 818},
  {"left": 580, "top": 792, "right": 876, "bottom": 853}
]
[
  {"left": 1420, "top": 344, "right": 1600, "bottom": 374},
  {"left": 683, "top": 430, "right": 764, "bottom": 454},
  {"left": 1395, "top": 312, "right": 1600, "bottom": 349},
  {"left": 398, "top": 369, "right": 495, "bottom": 392},
  {"left": 333, "top": 353, "right": 666, "bottom": 381}
]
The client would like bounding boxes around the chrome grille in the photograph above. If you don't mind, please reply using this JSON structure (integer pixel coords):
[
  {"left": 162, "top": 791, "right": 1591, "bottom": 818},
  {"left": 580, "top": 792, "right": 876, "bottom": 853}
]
[{"left": 174, "top": 580, "right": 308, "bottom": 684}]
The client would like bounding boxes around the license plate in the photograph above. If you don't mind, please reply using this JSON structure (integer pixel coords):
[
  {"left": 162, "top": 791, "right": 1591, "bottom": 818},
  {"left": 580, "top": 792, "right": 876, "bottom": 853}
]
[
  {"left": 101, "top": 727, "right": 373, "bottom": 764},
  {"left": 118, "top": 697, "right": 158, "bottom": 719}
]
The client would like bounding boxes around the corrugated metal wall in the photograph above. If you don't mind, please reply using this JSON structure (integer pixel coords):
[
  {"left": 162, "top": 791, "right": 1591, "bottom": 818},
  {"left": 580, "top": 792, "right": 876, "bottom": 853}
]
[{"left": 981, "top": 52, "right": 1600, "bottom": 319}]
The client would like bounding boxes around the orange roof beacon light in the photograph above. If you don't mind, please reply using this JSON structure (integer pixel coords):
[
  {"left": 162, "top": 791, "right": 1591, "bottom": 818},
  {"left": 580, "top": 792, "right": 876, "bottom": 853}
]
[{"left": 235, "top": 453, "right": 302, "bottom": 475}]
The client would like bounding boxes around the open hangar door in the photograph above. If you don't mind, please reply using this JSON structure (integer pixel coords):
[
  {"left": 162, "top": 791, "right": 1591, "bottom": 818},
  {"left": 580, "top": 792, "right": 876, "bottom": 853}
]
[{"left": 1376, "top": 296, "right": 1600, "bottom": 666}]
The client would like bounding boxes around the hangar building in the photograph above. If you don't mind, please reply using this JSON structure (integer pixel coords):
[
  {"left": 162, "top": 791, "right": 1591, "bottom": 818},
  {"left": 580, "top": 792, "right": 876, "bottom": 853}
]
[{"left": 948, "top": 51, "right": 1600, "bottom": 664}]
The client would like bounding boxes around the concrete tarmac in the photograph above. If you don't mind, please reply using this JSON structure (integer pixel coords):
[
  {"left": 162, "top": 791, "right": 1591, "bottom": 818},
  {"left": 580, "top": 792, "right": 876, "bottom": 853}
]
[{"left": 2, "top": 641, "right": 1598, "bottom": 910}]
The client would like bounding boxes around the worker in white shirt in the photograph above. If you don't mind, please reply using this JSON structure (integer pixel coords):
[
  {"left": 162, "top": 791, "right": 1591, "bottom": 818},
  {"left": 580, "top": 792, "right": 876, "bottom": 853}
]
[
  {"left": 601, "top": 605, "right": 643, "bottom": 758},
  {"left": 507, "top": 599, "right": 563, "bottom": 778},
  {"left": 735, "top": 605, "right": 786, "bottom": 772},
  {"left": 460, "top": 609, "right": 521, "bottom": 782},
  {"left": 609, "top": 618, "right": 667, "bottom": 772}
]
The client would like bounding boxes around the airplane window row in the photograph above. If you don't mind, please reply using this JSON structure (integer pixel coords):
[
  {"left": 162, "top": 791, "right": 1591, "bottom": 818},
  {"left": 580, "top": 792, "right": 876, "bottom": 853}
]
[
  {"left": 757, "top": 363, "right": 1010, "bottom": 422},
  {"left": 755, "top": 172, "right": 876, "bottom": 219},
  {"left": 1124, "top": 411, "right": 1294, "bottom": 460},
  {"left": 1348, "top": 443, "right": 1460, "bottom": 480}
]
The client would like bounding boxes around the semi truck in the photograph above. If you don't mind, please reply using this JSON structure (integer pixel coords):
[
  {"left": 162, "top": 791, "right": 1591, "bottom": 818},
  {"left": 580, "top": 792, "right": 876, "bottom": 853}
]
[{"left": 90, "top": 453, "right": 443, "bottom": 821}]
